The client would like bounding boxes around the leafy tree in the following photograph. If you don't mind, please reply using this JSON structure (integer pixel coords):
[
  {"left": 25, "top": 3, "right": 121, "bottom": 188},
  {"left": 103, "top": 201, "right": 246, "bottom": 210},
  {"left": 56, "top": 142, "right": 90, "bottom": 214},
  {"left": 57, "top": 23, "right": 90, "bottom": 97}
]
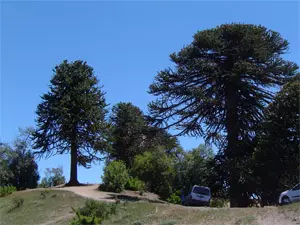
[
  {"left": 0, "top": 131, "right": 40, "bottom": 190},
  {"left": 101, "top": 160, "right": 129, "bottom": 193},
  {"left": 253, "top": 74, "right": 300, "bottom": 205},
  {"left": 32, "top": 60, "right": 108, "bottom": 186},
  {"left": 0, "top": 143, "right": 14, "bottom": 186},
  {"left": 39, "top": 166, "right": 66, "bottom": 188},
  {"left": 131, "top": 147, "right": 175, "bottom": 199},
  {"left": 148, "top": 24, "right": 298, "bottom": 206},
  {"left": 174, "top": 144, "right": 214, "bottom": 194}
]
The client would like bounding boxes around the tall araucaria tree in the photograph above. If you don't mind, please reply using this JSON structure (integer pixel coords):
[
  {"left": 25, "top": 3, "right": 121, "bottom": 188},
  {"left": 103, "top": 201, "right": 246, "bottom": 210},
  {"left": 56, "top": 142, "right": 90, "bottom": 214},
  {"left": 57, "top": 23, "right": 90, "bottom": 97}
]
[
  {"left": 148, "top": 24, "right": 298, "bottom": 206},
  {"left": 32, "top": 60, "right": 108, "bottom": 186}
]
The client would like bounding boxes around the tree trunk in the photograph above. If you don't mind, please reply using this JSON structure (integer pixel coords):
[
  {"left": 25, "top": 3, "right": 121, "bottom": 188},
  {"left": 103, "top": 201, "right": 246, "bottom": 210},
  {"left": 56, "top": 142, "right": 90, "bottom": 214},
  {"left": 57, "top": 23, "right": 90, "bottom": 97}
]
[
  {"left": 67, "top": 143, "right": 80, "bottom": 186},
  {"left": 225, "top": 80, "right": 239, "bottom": 207}
]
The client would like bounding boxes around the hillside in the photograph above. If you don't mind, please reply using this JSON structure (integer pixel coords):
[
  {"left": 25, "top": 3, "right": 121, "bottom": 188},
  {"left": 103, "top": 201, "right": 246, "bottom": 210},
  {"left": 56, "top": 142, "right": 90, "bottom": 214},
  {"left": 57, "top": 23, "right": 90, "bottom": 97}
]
[{"left": 0, "top": 188, "right": 299, "bottom": 225}]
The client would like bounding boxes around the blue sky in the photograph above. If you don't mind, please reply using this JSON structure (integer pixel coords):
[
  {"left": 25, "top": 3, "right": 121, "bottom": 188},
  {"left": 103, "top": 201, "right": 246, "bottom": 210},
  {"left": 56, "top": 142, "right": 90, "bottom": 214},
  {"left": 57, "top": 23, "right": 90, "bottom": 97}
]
[{"left": 1, "top": 1, "right": 299, "bottom": 183}]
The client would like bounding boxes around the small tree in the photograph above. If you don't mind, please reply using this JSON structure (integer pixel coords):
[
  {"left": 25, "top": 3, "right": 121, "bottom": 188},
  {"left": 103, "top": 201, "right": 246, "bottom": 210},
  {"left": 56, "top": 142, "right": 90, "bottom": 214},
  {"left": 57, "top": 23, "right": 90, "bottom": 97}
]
[
  {"left": 32, "top": 60, "right": 108, "bottom": 186},
  {"left": 101, "top": 161, "right": 129, "bottom": 193}
]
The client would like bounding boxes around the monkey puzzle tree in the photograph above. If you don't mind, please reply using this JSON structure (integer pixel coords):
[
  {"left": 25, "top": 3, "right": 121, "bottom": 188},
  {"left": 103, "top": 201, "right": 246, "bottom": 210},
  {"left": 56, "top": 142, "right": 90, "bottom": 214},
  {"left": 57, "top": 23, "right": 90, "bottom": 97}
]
[
  {"left": 148, "top": 24, "right": 298, "bottom": 206},
  {"left": 32, "top": 60, "right": 108, "bottom": 186}
]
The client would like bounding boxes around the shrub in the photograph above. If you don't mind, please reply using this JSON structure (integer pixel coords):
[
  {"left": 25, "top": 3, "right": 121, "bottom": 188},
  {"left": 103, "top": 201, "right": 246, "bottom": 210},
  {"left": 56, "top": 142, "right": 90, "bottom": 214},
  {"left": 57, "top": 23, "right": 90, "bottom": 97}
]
[
  {"left": 210, "top": 198, "right": 229, "bottom": 208},
  {"left": 125, "top": 177, "right": 145, "bottom": 191},
  {"left": 0, "top": 186, "right": 17, "bottom": 197},
  {"left": 101, "top": 161, "right": 129, "bottom": 193},
  {"left": 167, "top": 190, "right": 182, "bottom": 205},
  {"left": 131, "top": 148, "right": 175, "bottom": 199},
  {"left": 70, "top": 200, "right": 117, "bottom": 225}
]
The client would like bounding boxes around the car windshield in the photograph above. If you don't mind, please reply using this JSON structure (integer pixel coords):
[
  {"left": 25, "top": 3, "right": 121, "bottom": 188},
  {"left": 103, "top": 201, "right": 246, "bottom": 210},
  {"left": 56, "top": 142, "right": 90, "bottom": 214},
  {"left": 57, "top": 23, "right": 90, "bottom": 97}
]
[
  {"left": 193, "top": 186, "right": 210, "bottom": 196},
  {"left": 292, "top": 184, "right": 300, "bottom": 190}
]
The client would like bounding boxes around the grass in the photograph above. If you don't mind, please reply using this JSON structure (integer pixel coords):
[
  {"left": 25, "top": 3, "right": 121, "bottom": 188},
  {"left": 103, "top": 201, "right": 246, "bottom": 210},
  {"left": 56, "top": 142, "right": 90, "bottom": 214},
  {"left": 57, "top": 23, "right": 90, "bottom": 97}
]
[
  {"left": 0, "top": 189, "right": 86, "bottom": 225},
  {"left": 0, "top": 189, "right": 299, "bottom": 225}
]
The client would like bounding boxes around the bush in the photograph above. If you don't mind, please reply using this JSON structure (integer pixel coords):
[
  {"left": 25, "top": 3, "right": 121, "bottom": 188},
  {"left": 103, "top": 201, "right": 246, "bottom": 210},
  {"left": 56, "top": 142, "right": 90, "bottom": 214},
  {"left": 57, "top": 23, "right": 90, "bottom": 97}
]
[
  {"left": 131, "top": 148, "right": 175, "bottom": 199},
  {"left": 70, "top": 200, "right": 117, "bottom": 225},
  {"left": 210, "top": 198, "right": 229, "bottom": 208},
  {"left": 0, "top": 186, "right": 17, "bottom": 197},
  {"left": 167, "top": 190, "right": 182, "bottom": 205},
  {"left": 125, "top": 177, "right": 145, "bottom": 191},
  {"left": 101, "top": 161, "right": 129, "bottom": 193}
]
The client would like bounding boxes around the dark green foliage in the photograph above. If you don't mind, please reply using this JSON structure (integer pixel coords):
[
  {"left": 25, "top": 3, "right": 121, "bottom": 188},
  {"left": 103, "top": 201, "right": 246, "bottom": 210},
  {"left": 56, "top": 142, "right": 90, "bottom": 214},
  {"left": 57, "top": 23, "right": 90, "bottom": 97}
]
[
  {"left": 7, "top": 197, "right": 24, "bottom": 213},
  {"left": 253, "top": 74, "right": 300, "bottom": 205},
  {"left": 167, "top": 190, "right": 182, "bottom": 205},
  {"left": 109, "top": 102, "right": 147, "bottom": 167},
  {"left": 109, "top": 102, "right": 180, "bottom": 167},
  {"left": 0, "top": 130, "right": 40, "bottom": 190},
  {"left": 70, "top": 200, "right": 117, "bottom": 225},
  {"left": 101, "top": 161, "right": 129, "bottom": 193},
  {"left": 0, "top": 186, "right": 17, "bottom": 197},
  {"left": 131, "top": 148, "right": 175, "bottom": 199},
  {"left": 32, "top": 60, "right": 108, "bottom": 185},
  {"left": 39, "top": 167, "right": 66, "bottom": 188},
  {"left": 148, "top": 23, "right": 298, "bottom": 206},
  {"left": 125, "top": 177, "right": 145, "bottom": 191}
]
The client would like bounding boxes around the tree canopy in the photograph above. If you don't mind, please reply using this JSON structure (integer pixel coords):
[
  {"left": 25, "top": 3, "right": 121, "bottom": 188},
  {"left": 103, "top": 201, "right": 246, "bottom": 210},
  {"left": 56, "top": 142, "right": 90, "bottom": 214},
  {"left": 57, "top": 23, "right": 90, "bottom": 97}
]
[{"left": 32, "top": 60, "right": 108, "bottom": 185}]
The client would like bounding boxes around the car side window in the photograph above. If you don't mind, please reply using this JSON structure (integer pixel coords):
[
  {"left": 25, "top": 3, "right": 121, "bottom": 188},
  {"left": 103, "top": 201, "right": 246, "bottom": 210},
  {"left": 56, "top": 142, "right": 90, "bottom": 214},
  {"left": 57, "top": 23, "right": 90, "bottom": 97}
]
[{"left": 292, "top": 184, "right": 300, "bottom": 191}]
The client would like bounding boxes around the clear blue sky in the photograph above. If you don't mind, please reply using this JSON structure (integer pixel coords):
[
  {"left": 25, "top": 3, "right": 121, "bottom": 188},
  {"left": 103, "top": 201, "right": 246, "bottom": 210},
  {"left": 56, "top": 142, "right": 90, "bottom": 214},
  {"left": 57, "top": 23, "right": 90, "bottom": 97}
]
[{"left": 1, "top": 1, "right": 299, "bottom": 183}]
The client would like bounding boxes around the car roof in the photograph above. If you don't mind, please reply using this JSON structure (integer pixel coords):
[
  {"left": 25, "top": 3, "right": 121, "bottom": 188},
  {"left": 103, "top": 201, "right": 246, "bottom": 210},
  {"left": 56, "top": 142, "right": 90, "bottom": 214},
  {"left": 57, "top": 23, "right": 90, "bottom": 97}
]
[{"left": 193, "top": 185, "right": 210, "bottom": 189}]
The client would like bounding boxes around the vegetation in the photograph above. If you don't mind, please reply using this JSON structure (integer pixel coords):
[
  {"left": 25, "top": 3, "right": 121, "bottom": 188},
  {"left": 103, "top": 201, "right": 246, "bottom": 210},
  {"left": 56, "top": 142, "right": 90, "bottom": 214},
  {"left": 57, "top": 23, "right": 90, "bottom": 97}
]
[
  {"left": 39, "top": 166, "right": 66, "bottom": 188},
  {"left": 0, "top": 130, "right": 40, "bottom": 190},
  {"left": 148, "top": 23, "right": 298, "bottom": 206},
  {"left": 0, "top": 189, "right": 300, "bottom": 225},
  {"left": 108, "top": 102, "right": 148, "bottom": 167},
  {"left": 0, "top": 190, "right": 86, "bottom": 225},
  {"left": 131, "top": 148, "right": 175, "bottom": 199},
  {"left": 125, "top": 177, "right": 145, "bottom": 191},
  {"left": 1, "top": 23, "right": 298, "bottom": 209},
  {"left": 253, "top": 74, "right": 300, "bottom": 205},
  {"left": 32, "top": 60, "right": 108, "bottom": 186},
  {"left": 0, "top": 186, "right": 17, "bottom": 197},
  {"left": 166, "top": 190, "right": 182, "bottom": 205},
  {"left": 101, "top": 161, "right": 129, "bottom": 193},
  {"left": 70, "top": 200, "right": 117, "bottom": 225}
]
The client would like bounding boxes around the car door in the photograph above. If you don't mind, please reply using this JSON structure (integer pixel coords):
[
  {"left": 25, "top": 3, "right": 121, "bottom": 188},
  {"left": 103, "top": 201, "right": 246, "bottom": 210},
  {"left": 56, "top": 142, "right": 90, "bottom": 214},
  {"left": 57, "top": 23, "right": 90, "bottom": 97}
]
[{"left": 290, "top": 184, "right": 300, "bottom": 202}]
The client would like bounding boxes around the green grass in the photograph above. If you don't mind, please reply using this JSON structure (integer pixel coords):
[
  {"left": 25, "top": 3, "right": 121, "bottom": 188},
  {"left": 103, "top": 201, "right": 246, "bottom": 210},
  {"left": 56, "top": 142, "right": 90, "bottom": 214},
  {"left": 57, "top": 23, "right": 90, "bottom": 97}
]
[
  {"left": 0, "top": 189, "right": 85, "bottom": 225},
  {"left": 1, "top": 190, "right": 299, "bottom": 225}
]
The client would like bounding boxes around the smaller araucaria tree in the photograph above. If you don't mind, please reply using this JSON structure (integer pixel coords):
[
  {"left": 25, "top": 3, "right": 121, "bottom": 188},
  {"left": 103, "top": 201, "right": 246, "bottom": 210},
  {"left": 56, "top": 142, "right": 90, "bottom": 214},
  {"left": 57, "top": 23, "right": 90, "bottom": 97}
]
[{"left": 32, "top": 60, "right": 108, "bottom": 186}]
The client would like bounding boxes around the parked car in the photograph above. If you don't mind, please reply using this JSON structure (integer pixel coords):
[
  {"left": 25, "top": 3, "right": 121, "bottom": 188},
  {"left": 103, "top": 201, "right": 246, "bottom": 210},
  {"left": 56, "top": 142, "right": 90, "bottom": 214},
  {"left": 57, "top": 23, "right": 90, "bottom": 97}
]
[
  {"left": 183, "top": 185, "right": 211, "bottom": 207},
  {"left": 279, "top": 183, "right": 300, "bottom": 205}
]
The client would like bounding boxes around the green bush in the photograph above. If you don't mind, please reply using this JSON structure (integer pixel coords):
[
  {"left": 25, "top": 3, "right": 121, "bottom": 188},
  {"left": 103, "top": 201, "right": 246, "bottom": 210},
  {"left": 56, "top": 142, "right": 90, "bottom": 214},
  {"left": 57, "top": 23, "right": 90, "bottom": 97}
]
[
  {"left": 101, "top": 161, "right": 129, "bottom": 193},
  {"left": 0, "top": 186, "right": 17, "bottom": 197},
  {"left": 131, "top": 148, "right": 175, "bottom": 199},
  {"left": 167, "top": 190, "right": 182, "bottom": 205},
  {"left": 125, "top": 177, "right": 145, "bottom": 191},
  {"left": 70, "top": 200, "right": 117, "bottom": 225},
  {"left": 210, "top": 198, "right": 229, "bottom": 208}
]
